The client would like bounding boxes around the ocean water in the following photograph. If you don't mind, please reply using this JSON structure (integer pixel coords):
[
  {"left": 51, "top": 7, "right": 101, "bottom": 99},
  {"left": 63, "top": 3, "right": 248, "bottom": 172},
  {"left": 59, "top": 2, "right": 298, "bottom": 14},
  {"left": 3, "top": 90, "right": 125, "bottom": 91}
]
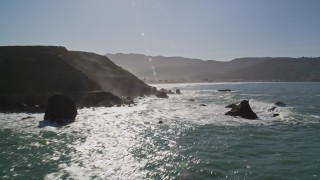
[{"left": 1, "top": 82, "right": 320, "bottom": 179}]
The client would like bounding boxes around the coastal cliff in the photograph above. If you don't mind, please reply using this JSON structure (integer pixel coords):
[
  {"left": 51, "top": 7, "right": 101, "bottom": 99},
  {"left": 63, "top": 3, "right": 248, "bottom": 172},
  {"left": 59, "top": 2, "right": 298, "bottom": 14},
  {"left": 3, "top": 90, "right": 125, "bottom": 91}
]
[{"left": 0, "top": 46, "right": 152, "bottom": 112}]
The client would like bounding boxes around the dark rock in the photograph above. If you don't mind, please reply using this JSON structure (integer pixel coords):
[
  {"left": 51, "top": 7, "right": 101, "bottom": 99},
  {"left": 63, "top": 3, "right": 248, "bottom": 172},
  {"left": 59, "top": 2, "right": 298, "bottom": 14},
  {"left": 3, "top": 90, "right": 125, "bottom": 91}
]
[
  {"left": 158, "top": 120, "right": 163, "bottom": 124},
  {"left": 188, "top": 99, "right": 195, "bottom": 102},
  {"left": 273, "top": 113, "right": 280, "bottom": 117},
  {"left": 225, "top": 100, "right": 258, "bottom": 120},
  {"left": 176, "top": 89, "right": 181, "bottom": 94},
  {"left": 156, "top": 92, "right": 168, "bottom": 98},
  {"left": 21, "top": 116, "right": 33, "bottom": 120},
  {"left": 199, "top": 104, "right": 207, "bottom": 106},
  {"left": 225, "top": 103, "right": 238, "bottom": 109},
  {"left": 275, "top": 101, "right": 286, "bottom": 107},
  {"left": 218, "top": 89, "right": 232, "bottom": 92},
  {"left": 44, "top": 95, "right": 77, "bottom": 123},
  {"left": 159, "top": 88, "right": 174, "bottom": 94}
]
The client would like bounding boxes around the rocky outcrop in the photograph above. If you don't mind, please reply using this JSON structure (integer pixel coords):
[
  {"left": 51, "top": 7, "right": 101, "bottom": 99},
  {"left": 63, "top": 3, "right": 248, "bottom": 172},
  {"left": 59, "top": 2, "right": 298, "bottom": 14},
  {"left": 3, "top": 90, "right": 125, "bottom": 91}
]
[
  {"left": 44, "top": 95, "right": 77, "bottom": 123},
  {"left": 225, "top": 100, "right": 258, "bottom": 119},
  {"left": 176, "top": 89, "right": 181, "bottom": 94},
  {"left": 159, "top": 88, "right": 174, "bottom": 94}
]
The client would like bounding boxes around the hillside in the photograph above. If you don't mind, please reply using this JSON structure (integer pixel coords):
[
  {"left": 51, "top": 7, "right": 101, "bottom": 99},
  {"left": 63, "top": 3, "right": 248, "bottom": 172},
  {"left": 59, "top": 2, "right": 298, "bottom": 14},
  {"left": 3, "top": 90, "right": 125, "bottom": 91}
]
[
  {"left": 0, "top": 46, "right": 151, "bottom": 96},
  {"left": 107, "top": 54, "right": 320, "bottom": 82},
  {"left": 0, "top": 46, "right": 153, "bottom": 112}
]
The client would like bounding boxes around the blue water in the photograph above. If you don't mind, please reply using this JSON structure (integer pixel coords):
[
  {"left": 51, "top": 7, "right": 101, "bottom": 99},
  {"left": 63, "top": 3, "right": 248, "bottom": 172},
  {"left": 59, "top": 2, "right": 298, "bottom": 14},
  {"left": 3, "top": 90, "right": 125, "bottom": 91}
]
[{"left": 1, "top": 82, "right": 320, "bottom": 179}]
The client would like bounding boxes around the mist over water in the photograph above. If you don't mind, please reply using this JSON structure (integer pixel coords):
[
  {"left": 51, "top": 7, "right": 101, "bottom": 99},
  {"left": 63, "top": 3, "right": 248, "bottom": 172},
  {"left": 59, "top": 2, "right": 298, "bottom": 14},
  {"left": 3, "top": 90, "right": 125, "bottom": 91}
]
[{"left": 1, "top": 82, "right": 320, "bottom": 179}]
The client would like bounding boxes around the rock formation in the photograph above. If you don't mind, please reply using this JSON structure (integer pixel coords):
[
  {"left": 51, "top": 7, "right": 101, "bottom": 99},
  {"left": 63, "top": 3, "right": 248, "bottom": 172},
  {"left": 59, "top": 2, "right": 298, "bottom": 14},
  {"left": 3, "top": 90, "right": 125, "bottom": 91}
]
[
  {"left": 225, "top": 100, "right": 258, "bottom": 119},
  {"left": 156, "top": 92, "right": 168, "bottom": 98},
  {"left": 44, "top": 95, "right": 77, "bottom": 123}
]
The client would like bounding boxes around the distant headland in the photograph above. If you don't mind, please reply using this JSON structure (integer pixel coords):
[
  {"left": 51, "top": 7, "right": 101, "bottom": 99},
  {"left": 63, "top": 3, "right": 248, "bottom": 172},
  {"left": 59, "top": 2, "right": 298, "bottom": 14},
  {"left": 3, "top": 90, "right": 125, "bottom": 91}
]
[{"left": 107, "top": 53, "right": 320, "bottom": 83}]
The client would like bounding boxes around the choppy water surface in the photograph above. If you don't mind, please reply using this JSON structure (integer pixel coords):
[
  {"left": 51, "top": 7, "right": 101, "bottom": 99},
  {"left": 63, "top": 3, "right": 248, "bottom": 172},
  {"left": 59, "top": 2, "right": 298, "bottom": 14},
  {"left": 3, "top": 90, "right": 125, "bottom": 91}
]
[{"left": 1, "top": 82, "right": 320, "bottom": 179}]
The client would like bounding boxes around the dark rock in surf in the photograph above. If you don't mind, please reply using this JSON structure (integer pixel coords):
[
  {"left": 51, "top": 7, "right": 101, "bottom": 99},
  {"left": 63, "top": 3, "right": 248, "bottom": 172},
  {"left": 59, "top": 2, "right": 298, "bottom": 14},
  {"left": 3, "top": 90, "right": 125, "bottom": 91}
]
[
  {"left": 176, "top": 89, "right": 181, "bottom": 94},
  {"left": 44, "top": 95, "right": 77, "bottom": 123},
  {"left": 273, "top": 113, "right": 280, "bottom": 117},
  {"left": 199, "top": 104, "right": 207, "bottom": 106},
  {"left": 21, "top": 116, "right": 34, "bottom": 120},
  {"left": 158, "top": 120, "right": 163, "bottom": 124},
  {"left": 188, "top": 99, "right": 195, "bottom": 102},
  {"left": 218, "top": 89, "right": 232, "bottom": 92},
  {"left": 156, "top": 92, "right": 168, "bottom": 98},
  {"left": 275, "top": 101, "right": 286, "bottom": 107},
  {"left": 225, "top": 100, "right": 258, "bottom": 120}
]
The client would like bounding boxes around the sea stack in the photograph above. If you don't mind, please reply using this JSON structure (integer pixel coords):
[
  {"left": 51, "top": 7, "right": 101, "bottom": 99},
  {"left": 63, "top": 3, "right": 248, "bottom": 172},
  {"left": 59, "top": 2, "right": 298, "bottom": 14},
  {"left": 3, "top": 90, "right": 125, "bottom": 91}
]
[
  {"left": 44, "top": 95, "right": 77, "bottom": 123},
  {"left": 225, "top": 100, "right": 258, "bottom": 120}
]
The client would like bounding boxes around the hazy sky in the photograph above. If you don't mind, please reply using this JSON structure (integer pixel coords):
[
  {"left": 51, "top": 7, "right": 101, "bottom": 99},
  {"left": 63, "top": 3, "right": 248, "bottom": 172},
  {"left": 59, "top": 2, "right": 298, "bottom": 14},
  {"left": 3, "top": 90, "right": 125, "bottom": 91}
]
[{"left": 1, "top": 0, "right": 320, "bottom": 61}]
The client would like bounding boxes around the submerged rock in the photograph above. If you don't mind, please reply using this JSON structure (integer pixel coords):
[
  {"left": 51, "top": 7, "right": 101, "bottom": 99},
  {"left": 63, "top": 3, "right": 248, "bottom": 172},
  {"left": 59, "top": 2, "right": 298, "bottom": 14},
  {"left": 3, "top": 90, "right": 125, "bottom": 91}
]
[
  {"left": 199, "top": 104, "right": 207, "bottom": 106},
  {"left": 188, "top": 99, "right": 195, "bottom": 102},
  {"left": 44, "top": 95, "right": 77, "bottom": 123},
  {"left": 225, "top": 100, "right": 258, "bottom": 120},
  {"left": 156, "top": 92, "right": 168, "bottom": 98}
]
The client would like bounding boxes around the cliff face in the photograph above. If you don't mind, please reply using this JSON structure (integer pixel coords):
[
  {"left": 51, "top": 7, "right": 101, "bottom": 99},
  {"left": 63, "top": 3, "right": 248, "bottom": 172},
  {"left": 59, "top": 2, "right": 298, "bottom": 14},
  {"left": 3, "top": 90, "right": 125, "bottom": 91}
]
[{"left": 0, "top": 46, "right": 152, "bottom": 112}]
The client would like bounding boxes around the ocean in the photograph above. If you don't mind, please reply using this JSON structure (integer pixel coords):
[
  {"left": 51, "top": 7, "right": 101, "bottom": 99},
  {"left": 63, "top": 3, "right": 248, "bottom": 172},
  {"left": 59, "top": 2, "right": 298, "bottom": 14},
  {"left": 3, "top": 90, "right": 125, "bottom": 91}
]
[{"left": 1, "top": 82, "right": 320, "bottom": 179}]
